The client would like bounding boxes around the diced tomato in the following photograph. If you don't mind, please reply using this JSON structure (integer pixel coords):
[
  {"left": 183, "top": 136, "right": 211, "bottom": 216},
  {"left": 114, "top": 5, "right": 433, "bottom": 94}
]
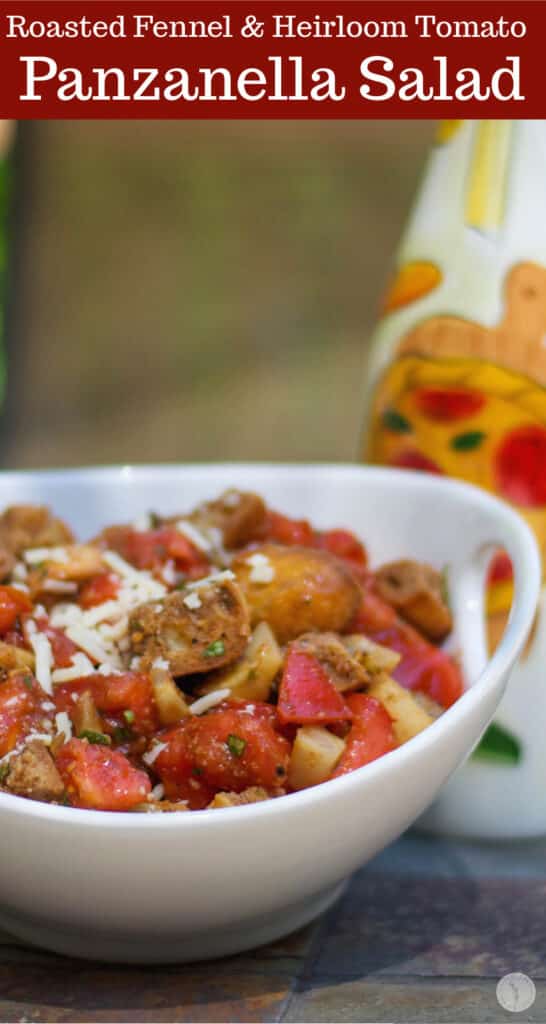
[
  {"left": 264, "top": 510, "right": 315, "bottom": 547},
  {"left": 0, "top": 672, "right": 52, "bottom": 758},
  {"left": 487, "top": 550, "right": 513, "bottom": 586},
  {"left": 3, "top": 628, "right": 26, "bottom": 649},
  {"left": 415, "top": 387, "right": 485, "bottom": 423},
  {"left": 103, "top": 525, "right": 209, "bottom": 577},
  {"left": 154, "top": 702, "right": 291, "bottom": 797},
  {"left": 349, "top": 577, "right": 397, "bottom": 633},
  {"left": 32, "top": 619, "right": 79, "bottom": 668},
  {"left": 277, "top": 649, "right": 352, "bottom": 726},
  {"left": 0, "top": 586, "right": 32, "bottom": 634},
  {"left": 494, "top": 425, "right": 546, "bottom": 508},
  {"left": 373, "top": 621, "right": 463, "bottom": 708},
  {"left": 79, "top": 573, "right": 120, "bottom": 609},
  {"left": 55, "top": 672, "right": 158, "bottom": 736},
  {"left": 331, "top": 694, "right": 396, "bottom": 778},
  {"left": 316, "top": 529, "right": 367, "bottom": 571},
  {"left": 56, "top": 738, "right": 151, "bottom": 811},
  {"left": 391, "top": 450, "right": 443, "bottom": 475}
]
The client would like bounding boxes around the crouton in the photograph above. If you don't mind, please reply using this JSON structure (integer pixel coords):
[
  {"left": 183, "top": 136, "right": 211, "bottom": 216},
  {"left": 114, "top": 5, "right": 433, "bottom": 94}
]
[
  {"left": 6, "top": 740, "right": 65, "bottom": 802},
  {"left": 208, "top": 786, "right": 269, "bottom": 809},
  {"left": 129, "top": 575, "right": 250, "bottom": 676},
  {"left": 232, "top": 544, "right": 361, "bottom": 644},
  {"left": 293, "top": 632, "right": 369, "bottom": 692},
  {"left": 374, "top": 560, "right": 452, "bottom": 641}
]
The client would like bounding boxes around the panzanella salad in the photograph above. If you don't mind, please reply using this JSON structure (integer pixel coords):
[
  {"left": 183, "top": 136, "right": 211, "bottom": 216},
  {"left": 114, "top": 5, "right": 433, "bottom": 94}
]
[{"left": 0, "top": 492, "right": 463, "bottom": 812}]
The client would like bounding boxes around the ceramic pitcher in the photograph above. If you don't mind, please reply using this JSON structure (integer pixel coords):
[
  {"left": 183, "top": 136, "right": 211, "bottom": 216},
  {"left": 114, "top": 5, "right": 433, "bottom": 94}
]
[{"left": 362, "top": 119, "right": 546, "bottom": 838}]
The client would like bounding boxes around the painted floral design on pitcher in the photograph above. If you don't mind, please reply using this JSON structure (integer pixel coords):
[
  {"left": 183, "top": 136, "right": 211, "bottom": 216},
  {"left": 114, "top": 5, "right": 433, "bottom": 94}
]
[{"left": 362, "top": 122, "right": 546, "bottom": 788}]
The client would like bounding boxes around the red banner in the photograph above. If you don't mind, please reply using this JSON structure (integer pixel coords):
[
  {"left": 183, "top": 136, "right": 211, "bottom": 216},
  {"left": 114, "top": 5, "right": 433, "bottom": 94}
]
[{"left": 0, "top": 1, "right": 543, "bottom": 118}]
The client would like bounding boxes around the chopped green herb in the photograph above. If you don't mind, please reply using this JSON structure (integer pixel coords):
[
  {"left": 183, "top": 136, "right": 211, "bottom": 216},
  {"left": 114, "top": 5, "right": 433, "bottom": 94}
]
[
  {"left": 473, "top": 722, "right": 521, "bottom": 764},
  {"left": 149, "top": 511, "right": 161, "bottom": 529},
  {"left": 0, "top": 762, "right": 9, "bottom": 783},
  {"left": 382, "top": 409, "right": 412, "bottom": 434},
  {"left": 113, "top": 726, "right": 132, "bottom": 744},
  {"left": 204, "top": 640, "right": 225, "bottom": 659},
  {"left": 123, "top": 709, "right": 135, "bottom": 725},
  {"left": 192, "top": 765, "right": 204, "bottom": 777},
  {"left": 226, "top": 734, "right": 246, "bottom": 758},
  {"left": 22, "top": 674, "right": 33, "bottom": 690},
  {"left": 78, "top": 730, "right": 112, "bottom": 747},
  {"left": 275, "top": 765, "right": 286, "bottom": 777},
  {"left": 61, "top": 792, "right": 72, "bottom": 806},
  {"left": 451, "top": 430, "right": 486, "bottom": 452}
]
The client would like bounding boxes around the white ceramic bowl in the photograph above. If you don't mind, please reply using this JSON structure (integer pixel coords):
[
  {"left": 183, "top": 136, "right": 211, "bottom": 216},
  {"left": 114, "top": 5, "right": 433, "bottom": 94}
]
[{"left": 0, "top": 465, "right": 539, "bottom": 963}]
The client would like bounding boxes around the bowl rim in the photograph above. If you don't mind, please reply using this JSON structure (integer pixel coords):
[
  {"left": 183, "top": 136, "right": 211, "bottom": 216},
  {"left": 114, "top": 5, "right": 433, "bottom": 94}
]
[{"left": 0, "top": 462, "right": 540, "bottom": 829}]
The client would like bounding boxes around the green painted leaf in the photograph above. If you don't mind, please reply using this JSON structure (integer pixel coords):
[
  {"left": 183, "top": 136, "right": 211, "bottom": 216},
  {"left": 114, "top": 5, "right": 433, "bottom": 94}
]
[
  {"left": 382, "top": 409, "right": 411, "bottom": 434},
  {"left": 473, "top": 722, "right": 521, "bottom": 764},
  {"left": 451, "top": 430, "right": 486, "bottom": 452}
]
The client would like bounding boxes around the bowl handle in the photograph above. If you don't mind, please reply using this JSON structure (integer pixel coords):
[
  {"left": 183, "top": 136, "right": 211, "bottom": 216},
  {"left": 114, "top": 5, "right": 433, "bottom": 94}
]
[
  {"left": 449, "top": 542, "right": 497, "bottom": 688},
  {"left": 449, "top": 516, "right": 541, "bottom": 692}
]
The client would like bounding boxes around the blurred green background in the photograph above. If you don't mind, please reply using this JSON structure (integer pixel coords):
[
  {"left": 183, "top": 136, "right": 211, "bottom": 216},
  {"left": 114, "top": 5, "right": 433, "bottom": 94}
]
[{"left": 3, "top": 120, "right": 433, "bottom": 468}]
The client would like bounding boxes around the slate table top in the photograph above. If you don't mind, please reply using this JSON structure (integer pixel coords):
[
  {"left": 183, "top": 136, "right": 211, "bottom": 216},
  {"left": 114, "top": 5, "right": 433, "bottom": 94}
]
[{"left": 1, "top": 831, "right": 545, "bottom": 1024}]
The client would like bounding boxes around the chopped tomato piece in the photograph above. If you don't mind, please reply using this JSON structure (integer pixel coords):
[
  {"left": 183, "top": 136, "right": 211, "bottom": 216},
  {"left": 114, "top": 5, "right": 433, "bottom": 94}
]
[
  {"left": 331, "top": 694, "right": 396, "bottom": 777},
  {"left": 316, "top": 529, "right": 367, "bottom": 571},
  {"left": 264, "top": 510, "right": 315, "bottom": 547},
  {"left": 349, "top": 577, "right": 397, "bottom": 633},
  {"left": 33, "top": 619, "right": 79, "bottom": 668},
  {"left": 487, "top": 550, "right": 513, "bottom": 586},
  {"left": 154, "top": 702, "right": 291, "bottom": 797},
  {"left": 103, "top": 526, "right": 209, "bottom": 577},
  {"left": 79, "top": 573, "right": 120, "bottom": 609},
  {"left": 56, "top": 738, "right": 151, "bottom": 811},
  {"left": 55, "top": 672, "right": 158, "bottom": 736},
  {"left": 277, "top": 649, "right": 352, "bottom": 725},
  {"left": 415, "top": 388, "right": 485, "bottom": 422},
  {"left": 494, "top": 425, "right": 546, "bottom": 508},
  {"left": 391, "top": 450, "right": 443, "bottom": 475},
  {"left": 374, "top": 621, "right": 463, "bottom": 708},
  {"left": 0, "top": 586, "right": 32, "bottom": 634},
  {"left": 0, "top": 672, "right": 52, "bottom": 758}
]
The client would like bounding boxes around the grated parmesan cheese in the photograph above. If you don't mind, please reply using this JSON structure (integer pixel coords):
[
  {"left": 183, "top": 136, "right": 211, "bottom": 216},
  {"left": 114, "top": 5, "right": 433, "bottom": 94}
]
[
  {"left": 41, "top": 580, "right": 78, "bottom": 595},
  {"left": 189, "top": 688, "right": 231, "bottom": 716},
  {"left": 65, "top": 624, "right": 121, "bottom": 668},
  {"left": 152, "top": 657, "right": 170, "bottom": 671},
  {"left": 175, "top": 520, "right": 213, "bottom": 553},
  {"left": 186, "top": 569, "right": 235, "bottom": 591},
  {"left": 143, "top": 742, "right": 168, "bottom": 766},
  {"left": 52, "top": 652, "right": 95, "bottom": 684},
  {"left": 149, "top": 783, "right": 165, "bottom": 801},
  {"left": 24, "top": 546, "right": 69, "bottom": 565},
  {"left": 183, "top": 590, "right": 202, "bottom": 611},
  {"left": 55, "top": 711, "right": 72, "bottom": 742},
  {"left": 246, "top": 552, "right": 275, "bottom": 584},
  {"left": 29, "top": 632, "right": 53, "bottom": 695}
]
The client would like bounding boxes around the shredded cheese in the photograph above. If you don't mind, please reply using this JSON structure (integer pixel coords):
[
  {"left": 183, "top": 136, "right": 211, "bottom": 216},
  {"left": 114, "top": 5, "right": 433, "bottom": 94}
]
[
  {"left": 55, "top": 711, "right": 72, "bottom": 742},
  {"left": 29, "top": 632, "right": 53, "bottom": 695},
  {"left": 176, "top": 520, "right": 213, "bottom": 553},
  {"left": 65, "top": 624, "right": 121, "bottom": 668},
  {"left": 24, "top": 546, "right": 69, "bottom": 565},
  {"left": 41, "top": 580, "right": 78, "bottom": 595},
  {"left": 149, "top": 783, "right": 165, "bottom": 801},
  {"left": 189, "top": 688, "right": 231, "bottom": 716},
  {"left": 246, "top": 552, "right": 275, "bottom": 584},
  {"left": 52, "top": 652, "right": 95, "bottom": 684},
  {"left": 143, "top": 742, "right": 168, "bottom": 766},
  {"left": 186, "top": 569, "right": 235, "bottom": 591},
  {"left": 183, "top": 590, "right": 202, "bottom": 611}
]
